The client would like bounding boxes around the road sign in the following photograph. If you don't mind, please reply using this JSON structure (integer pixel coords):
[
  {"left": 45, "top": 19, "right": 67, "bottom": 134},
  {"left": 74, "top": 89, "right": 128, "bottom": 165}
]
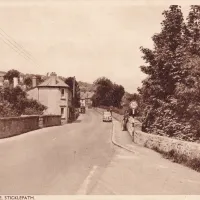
[{"left": 129, "top": 101, "right": 137, "bottom": 109}]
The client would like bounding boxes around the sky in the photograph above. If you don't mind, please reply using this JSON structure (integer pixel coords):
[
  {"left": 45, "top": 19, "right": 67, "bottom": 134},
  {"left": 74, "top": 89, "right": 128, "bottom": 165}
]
[{"left": 0, "top": 0, "right": 194, "bottom": 93}]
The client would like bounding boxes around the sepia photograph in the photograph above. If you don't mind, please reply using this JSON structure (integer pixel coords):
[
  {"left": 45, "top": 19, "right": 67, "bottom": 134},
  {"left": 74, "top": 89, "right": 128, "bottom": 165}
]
[{"left": 0, "top": 0, "right": 200, "bottom": 197}]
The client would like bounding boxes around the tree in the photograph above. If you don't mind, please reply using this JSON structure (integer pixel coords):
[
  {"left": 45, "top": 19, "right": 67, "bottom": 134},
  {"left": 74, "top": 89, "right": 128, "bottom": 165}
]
[
  {"left": 185, "top": 6, "right": 200, "bottom": 56},
  {"left": 138, "top": 5, "right": 200, "bottom": 141},
  {"left": 93, "top": 77, "right": 125, "bottom": 108},
  {"left": 35, "top": 75, "right": 44, "bottom": 85},
  {"left": 93, "top": 77, "right": 113, "bottom": 106},
  {"left": 24, "top": 77, "right": 32, "bottom": 88},
  {"left": 140, "top": 5, "right": 185, "bottom": 99},
  {"left": 24, "top": 74, "right": 44, "bottom": 88},
  {"left": 65, "top": 77, "right": 80, "bottom": 108},
  {"left": 138, "top": 6, "right": 187, "bottom": 136},
  {"left": 0, "top": 86, "right": 46, "bottom": 117},
  {"left": 4, "top": 69, "right": 20, "bottom": 84},
  {"left": 111, "top": 84, "right": 125, "bottom": 107}
]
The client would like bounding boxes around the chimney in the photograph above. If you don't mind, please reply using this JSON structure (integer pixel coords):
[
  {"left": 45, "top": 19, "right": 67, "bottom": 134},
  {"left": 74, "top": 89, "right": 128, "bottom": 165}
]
[
  {"left": 13, "top": 77, "right": 18, "bottom": 88},
  {"left": 32, "top": 76, "right": 37, "bottom": 87},
  {"left": 50, "top": 72, "right": 57, "bottom": 85}
]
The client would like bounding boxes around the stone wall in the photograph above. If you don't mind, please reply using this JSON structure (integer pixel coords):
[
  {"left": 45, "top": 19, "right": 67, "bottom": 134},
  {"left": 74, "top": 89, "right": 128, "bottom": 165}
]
[
  {"left": 0, "top": 116, "right": 39, "bottom": 139},
  {"left": 124, "top": 118, "right": 200, "bottom": 159},
  {"left": 133, "top": 130, "right": 200, "bottom": 159},
  {"left": 96, "top": 107, "right": 200, "bottom": 160},
  {"left": 0, "top": 115, "right": 61, "bottom": 139},
  {"left": 41, "top": 115, "right": 61, "bottom": 128}
]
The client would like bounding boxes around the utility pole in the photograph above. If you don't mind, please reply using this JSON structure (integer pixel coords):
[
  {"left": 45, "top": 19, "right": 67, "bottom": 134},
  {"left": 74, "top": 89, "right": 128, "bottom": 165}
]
[
  {"left": 73, "top": 76, "right": 76, "bottom": 99},
  {"left": 72, "top": 76, "right": 76, "bottom": 121}
]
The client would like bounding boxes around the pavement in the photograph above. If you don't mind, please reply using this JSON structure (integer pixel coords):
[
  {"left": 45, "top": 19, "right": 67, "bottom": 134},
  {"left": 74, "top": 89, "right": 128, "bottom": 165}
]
[
  {"left": 0, "top": 109, "right": 200, "bottom": 195},
  {"left": 90, "top": 118, "right": 200, "bottom": 195}
]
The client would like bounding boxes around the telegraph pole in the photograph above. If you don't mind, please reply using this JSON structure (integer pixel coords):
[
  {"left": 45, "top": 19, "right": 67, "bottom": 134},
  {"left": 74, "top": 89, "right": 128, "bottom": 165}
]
[
  {"left": 73, "top": 76, "right": 75, "bottom": 99},
  {"left": 72, "top": 76, "right": 76, "bottom": 121}
]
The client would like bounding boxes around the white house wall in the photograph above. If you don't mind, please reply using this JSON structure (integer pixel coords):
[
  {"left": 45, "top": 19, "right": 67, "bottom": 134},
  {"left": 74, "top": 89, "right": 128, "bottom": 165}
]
[{"left": 27, "top": 87, "right": 71, "bottom": 123}]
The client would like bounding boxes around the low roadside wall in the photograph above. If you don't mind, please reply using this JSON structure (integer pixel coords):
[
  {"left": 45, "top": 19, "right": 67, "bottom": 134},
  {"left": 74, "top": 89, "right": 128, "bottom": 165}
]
[
  {"left": 0, "top": 116, "right": 40, "bottom": 139},
  {"left": 133, "top": 130, "right": 200, "bottom": 159},
  {"left": 41, "top": 115, "right": 61, "bottom": 128},
  {"left": 0, "top": 115, "right": 61, "bottom": 139},
  {"left": 95, "top": 107, "right": 200, "bottom": 160}
]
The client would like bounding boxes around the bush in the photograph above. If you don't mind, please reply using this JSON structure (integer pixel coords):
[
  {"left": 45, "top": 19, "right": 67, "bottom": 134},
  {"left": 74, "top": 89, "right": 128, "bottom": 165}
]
[
  {"left": 0, "top": 87, "right": 47, "bottom": 117},
  {"left": 23, "top": 107, "right": 44, "bottom": 115},
  {"left": 0, "top": 101, "right": 19, "bottom": 117}
]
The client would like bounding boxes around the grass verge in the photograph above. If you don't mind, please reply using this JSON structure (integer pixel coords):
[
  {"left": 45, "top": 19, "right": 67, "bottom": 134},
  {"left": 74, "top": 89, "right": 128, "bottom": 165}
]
[{"left": 144, "top": 143, "right": 200, "bottom": 172}]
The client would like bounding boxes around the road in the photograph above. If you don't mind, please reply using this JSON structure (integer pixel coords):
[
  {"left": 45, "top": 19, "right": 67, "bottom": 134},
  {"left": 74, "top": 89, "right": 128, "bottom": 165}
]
[{"left": 0, "top": 109, "right": 200, "bottom": 195}]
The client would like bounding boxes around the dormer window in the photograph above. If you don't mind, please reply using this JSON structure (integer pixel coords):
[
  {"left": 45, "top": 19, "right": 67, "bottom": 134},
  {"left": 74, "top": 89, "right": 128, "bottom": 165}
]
[{"left": 61, "top": 88, "right": 65, "bottom": 99}]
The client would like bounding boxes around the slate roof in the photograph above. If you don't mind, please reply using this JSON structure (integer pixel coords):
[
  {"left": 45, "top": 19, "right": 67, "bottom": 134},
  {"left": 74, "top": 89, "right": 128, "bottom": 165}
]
[{"left": 37, "top": 74, "right": 69, "bottom": 88}]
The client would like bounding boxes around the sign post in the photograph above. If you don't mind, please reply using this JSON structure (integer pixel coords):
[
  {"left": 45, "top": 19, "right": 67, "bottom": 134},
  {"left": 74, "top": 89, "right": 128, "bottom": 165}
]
[{"left": 129, "top": 101, "right": 138, "bottom": 115}]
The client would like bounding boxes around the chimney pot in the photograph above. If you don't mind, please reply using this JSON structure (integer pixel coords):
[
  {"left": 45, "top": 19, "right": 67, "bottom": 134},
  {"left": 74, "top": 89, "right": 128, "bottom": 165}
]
[
  {"left": 50, "top": 72, "right": 57, "bottom": 85},
  {"left": 50, "top": 72, "right": 57, "bottom": 76}
]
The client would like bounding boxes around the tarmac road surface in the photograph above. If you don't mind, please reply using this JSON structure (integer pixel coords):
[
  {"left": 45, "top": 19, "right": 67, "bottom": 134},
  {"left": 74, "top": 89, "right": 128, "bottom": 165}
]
[{"left": 0, "top": 109, "right": 200, "bottom": 195}]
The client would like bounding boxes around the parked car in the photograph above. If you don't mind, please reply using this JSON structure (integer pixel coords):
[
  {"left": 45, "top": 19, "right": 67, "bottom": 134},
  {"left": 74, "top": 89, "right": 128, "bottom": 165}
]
[
  {"left": 103, "top": 111, "right": 112, "bottom": 122},
  {"left": 80, "top": 106, "right": 86, "bottom": 114}
]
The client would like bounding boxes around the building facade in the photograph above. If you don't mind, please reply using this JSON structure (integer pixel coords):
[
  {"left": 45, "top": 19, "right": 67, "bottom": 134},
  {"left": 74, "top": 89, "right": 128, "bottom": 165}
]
[
  {"left": 80, "top": 91, "right": 94, "bottom": 108},
  {"left": 27, "top": 72, "right": 72, "bottom": 124}
]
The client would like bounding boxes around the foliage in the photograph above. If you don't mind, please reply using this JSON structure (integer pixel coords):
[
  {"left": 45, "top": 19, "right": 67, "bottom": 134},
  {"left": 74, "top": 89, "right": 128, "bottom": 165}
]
[
  {"left": 0, "top": 86, "right": 46, "bottom": 117},
  {"left": 24, "top": 77, "right": 32, "bottom": 88},
  {"left": 35, "top": 75, "right": 44, "bottom": 85},
  {"left": 4, "top": 69, "right": 20, "bottom": 84},
  {"left": 145, "top": 143, "right": 200, "bottom": 172},
  {"left": 24, "top": 74, "right": 44, "bottom": 88},
  {"left": 0, "top": 101, "right": 19, "bottom": 117},
  {"left": 139, "top": 5, "right": 200, "bottom": 142},
  {"left": 65, "top": 77, "right": 80, "bottom": 108},
  {"left": 92, "top": 77, "right": 125, "bottom": 108}
]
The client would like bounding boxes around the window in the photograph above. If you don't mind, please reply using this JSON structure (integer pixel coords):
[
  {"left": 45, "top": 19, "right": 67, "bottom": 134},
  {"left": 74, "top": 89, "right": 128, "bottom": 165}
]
[
  {"left": 61, "top": 89, "right": 65, "bottom": 99},
  {"left": 61, "top": 107, "right": 65, "bottom": 118}
]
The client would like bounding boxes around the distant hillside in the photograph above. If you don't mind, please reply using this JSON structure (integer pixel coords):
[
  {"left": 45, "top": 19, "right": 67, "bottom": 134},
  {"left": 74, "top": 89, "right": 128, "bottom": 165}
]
[
  {"left": 78, "top": 80, "right": 137, "bottom": 107},
  {"left": 78, "top": 81, "right": 96, "bottom": 92}
]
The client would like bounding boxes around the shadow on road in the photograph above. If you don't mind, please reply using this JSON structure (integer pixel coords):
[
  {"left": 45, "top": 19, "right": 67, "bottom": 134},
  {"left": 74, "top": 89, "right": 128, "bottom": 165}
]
[{"left": 72, "top": 119, "right": 82, "bottom": 123}]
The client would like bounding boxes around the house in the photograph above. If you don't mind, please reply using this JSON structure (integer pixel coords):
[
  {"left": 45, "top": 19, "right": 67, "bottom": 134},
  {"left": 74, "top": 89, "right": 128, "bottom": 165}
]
[
  {"left": 80, "top": 91, "right": 94, "bottom": 108},
  {"left": 27, "top": 72, "right": 72, "bottom": 124}
]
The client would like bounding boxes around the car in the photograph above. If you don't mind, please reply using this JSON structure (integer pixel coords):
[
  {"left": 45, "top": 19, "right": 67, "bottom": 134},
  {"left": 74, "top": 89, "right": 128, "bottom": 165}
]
[
  {"left": 103, "top": 111, "right": 112, "bottom": 122},
  {"left": 80, "top": 106, "right": 86, "bottom": 114}
]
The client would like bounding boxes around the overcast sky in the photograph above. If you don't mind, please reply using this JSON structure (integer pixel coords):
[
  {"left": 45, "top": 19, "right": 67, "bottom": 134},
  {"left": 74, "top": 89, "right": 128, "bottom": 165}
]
[{"left": 0, "top": 0, "right": 194, "bottom": 93}]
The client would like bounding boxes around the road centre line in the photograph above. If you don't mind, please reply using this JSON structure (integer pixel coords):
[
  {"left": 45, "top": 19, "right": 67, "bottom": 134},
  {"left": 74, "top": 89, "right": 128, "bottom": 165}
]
[{"left": 76, "top": 165, "right": 98, "bottom": 194}]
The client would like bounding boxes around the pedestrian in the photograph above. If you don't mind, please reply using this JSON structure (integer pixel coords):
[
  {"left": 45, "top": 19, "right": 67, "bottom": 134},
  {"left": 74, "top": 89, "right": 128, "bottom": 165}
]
[
  {"left": 123, "top": 109, "right": 129, "bottom": 124},
  {"left": 110, "top": 107, "right": 113, "bottom": 116}
]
